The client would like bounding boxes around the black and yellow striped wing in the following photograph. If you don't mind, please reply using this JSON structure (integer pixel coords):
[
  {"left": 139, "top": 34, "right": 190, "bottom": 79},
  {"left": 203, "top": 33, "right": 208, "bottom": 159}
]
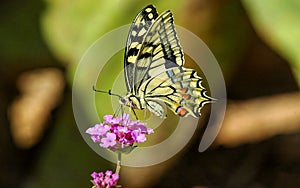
[
  {"left": 124, "top": 5, "right": 212, "bottom": 118},
  {"left": 138, "top": 67, "right": 212, "bottom": 118},
  {"left": 124, "top": 5, "right": 184, "bottom": 94},
  {"left": 124, "top": 5, "right": 158, "bottom": 93}
]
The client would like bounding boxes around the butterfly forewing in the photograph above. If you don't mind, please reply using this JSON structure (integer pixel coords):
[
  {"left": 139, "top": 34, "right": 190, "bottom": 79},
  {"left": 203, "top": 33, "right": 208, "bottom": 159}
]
[
  {"left": 124, "top": 5, "right": 158, "bottom": 93},
  {"left": 132, "top": 10, "right": 185, "bottom": 94}
]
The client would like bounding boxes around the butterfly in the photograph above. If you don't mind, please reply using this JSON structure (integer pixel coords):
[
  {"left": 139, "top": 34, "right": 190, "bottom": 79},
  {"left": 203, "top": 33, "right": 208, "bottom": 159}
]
[{"left": 94, "top": 4, "right": 212, "bottom": 118}]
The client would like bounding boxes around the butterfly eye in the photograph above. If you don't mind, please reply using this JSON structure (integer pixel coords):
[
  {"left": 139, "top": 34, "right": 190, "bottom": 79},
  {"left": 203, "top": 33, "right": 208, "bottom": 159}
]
[{"left": 120, "top": 98, "right": 126, "bottom": 104}]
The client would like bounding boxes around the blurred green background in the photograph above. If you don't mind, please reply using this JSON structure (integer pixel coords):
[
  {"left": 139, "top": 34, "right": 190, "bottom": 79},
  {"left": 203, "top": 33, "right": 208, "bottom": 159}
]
[{"left": 1, "top": 0, "right": 300, "bottom": 187}]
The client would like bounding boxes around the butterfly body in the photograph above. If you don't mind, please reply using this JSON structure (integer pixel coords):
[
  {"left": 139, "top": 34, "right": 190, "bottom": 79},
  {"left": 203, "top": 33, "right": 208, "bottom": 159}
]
[
  {"left": 118, "top": 4, "right": 213, "bottom": 119},
  {"left": 119, "top": 93, "right": 145, "bottom": 110}
]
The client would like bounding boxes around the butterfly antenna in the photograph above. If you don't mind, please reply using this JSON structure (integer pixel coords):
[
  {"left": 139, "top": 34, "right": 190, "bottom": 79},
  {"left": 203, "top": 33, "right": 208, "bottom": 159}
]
[{"left": 93, "top": 85, "right": 122, "bottom": 98}]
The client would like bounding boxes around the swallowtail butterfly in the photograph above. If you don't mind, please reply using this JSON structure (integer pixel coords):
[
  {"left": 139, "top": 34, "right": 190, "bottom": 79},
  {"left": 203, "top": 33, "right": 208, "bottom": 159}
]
[{"left": 95, "top": 4, "right": 213, "bottom": 118}]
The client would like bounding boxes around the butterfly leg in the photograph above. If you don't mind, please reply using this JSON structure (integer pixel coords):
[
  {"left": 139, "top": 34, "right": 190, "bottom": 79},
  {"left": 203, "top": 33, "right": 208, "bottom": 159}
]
[
  {"left": 113, "top": 105, "right": 122, "bottom": 118},
  {"left": 131, "top": 107, "right": 139, "bottom": 120}
]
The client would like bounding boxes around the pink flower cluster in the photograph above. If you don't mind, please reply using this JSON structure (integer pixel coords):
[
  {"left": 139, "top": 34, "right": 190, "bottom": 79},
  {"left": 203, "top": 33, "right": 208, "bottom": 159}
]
[
  {"left": 91, "top": 170, "right": 119, "bottom": 188},
  {"left": 86, "top": 114, "right": 153, "bottom": 151}
]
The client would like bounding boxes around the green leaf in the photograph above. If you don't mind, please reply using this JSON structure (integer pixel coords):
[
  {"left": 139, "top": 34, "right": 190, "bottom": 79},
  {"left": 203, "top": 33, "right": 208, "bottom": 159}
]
[{"left": 242, "top": 0, "right": 300, "bottom": 86}]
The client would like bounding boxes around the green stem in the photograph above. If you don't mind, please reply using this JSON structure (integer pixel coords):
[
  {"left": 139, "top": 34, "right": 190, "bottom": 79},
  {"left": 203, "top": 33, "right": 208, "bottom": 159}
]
[{"left": 115, "top": 152, "right": 122, "bottom": 175}]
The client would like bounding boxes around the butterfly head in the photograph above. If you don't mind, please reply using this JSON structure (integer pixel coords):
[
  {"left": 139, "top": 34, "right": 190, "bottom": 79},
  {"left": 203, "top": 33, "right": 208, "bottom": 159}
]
[{"left": 119, "top": 94, "right": 142, "bottom": 110}]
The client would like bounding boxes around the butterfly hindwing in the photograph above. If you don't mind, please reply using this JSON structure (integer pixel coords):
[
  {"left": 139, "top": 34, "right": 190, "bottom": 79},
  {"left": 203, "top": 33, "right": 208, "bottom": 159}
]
[{"left": 139, "top": 67, "right": 212, "bottom": 117}]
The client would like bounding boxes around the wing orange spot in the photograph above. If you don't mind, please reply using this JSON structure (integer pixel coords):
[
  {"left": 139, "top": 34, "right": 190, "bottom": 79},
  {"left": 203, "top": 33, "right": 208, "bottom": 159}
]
[
  {"left": 180, "top": 88, "right": 188, "bottom": 93},
  {"left": 176, "top": 107, "right": 188, "bottom": 116},
  {"left": 181, "top": 94, "right": 191, "bottom": 99}
]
